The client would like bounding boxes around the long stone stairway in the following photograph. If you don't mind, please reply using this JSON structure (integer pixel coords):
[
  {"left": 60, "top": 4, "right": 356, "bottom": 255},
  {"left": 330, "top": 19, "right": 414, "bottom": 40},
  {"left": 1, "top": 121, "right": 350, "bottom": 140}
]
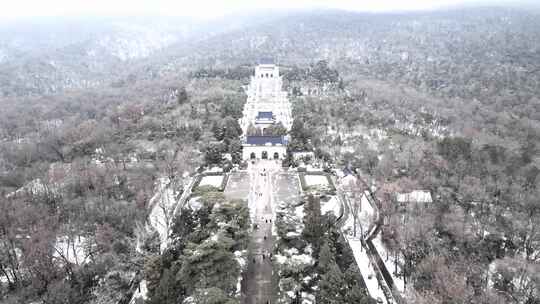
[{"left": 242, "top": 161, "right": 280, "bottom": 304}]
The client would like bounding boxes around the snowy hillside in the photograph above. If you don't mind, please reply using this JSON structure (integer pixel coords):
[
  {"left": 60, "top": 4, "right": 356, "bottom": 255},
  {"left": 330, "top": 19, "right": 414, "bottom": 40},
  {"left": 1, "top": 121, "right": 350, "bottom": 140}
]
[
  {"left": 0, "top": 49, "right": 6, "bottom": 63},
  {"left": 90, "top": 23, "right": 181, "bottom": 61},
  {"left": 0, "top": 17, "right": 197, "bottom": 96}
]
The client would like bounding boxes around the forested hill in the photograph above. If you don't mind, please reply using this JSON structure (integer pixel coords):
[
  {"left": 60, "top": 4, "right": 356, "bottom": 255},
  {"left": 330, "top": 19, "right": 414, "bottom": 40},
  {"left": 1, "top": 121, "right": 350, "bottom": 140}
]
[
  {"left": 2, "top": 7, "right": 540, "bottom": 104},
  {"left": 2, "top": 6, "right": 540, "bottom": 304}
]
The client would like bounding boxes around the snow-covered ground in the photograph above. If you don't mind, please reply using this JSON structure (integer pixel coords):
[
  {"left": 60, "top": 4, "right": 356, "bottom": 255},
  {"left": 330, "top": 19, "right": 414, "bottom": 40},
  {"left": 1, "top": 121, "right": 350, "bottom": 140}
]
[
  {"left": 327, "top": 124, "right": 388, "bottom": 151},
  {"left": 346, "top": 236, "right": 388, "bottom": 303},
  {"left": 129, "top": 280, "right": 148, "bottom": 304},
  {"left": 338, "top": 174, "right": 389, "bottom": 302},
  {"left": 54, "top": 236, "right": 90, "bottom": 265},
  {"left": 396, "top": 190, "right": 432, "bottom": 204},
  {"left": 275, "top": 244, "right": 315, "bottom": 304},
  {"left": 360, "top": 193, "right": 375, "bottom": 219},
  {"left": 187, "top": 196, "right": 202, "bottom": 211},
  {"left": 358, "top": 192, "right": 377, "bottom": 236},
  {"left": 148, "top": 178, "right": 178, "bottom": 253},
  {"left": 95, "top": 24, "right": 178, "bottom": 61},
  {"left": 394, "top": 119, "right": 450, "bottom": 138},
  {"left": 275, "top": 248, "right": 314, "bottom": 267},
  {"left": 339, "top": 173, "right": 356, "bottom": 185},
  {"left": 295, "top": 204, "right": 305, "bottom": 221},
  {"left": 171, "top": 176, "right": 195, "bottom": 220},
  {"left": 487, "top": 260, "right": 497, "bottom": 289},
  {"left": 131, "top": 176, "right": 193, "bottom": 304},
  {"left": 341, "top": 190, "right": 375, "bottom": 239},
  {"left": 273, "top": 203, "right": 304, "bottom": 238},
  {"left": 303, "top": 164, "right": 322, "bottom": 172},
  {"left": 248, "top": 160, "right": 281, "bottom": 223},
  {"left": 301, "top": 292, "right": 315, "bottom": 304},
  {"left": 199, "top": 175, "right": 224, "bottom": 188},
  {"left": 321, "top": 196, "right": 340, "bottom": 217},
  {"left": 7, "top": 178, "right": 51, "bottom": 198},
  {"left": 235, "top": 250, "right": 247, "bottom": 295},
  {"left": 0, "top": 49, "right": 7, "bottom": 63},
  {"left": 372, "top": 235, "right": 405, "bottom": 293},
  {"left": 304, "top": 175, "right": 329, "bottom": 187}
]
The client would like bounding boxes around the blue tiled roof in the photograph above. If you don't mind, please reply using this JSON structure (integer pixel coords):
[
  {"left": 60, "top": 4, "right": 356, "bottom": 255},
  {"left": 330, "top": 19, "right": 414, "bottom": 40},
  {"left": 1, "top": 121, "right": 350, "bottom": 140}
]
[
  {"left": 259, "top": 58, "right": 275, "bottom": 65},
  {"left": 246, "top": 136, "right": 284, "bottom": 145},
  {"left": 256, "top": 111, "right": 273, "bottom": 119}
]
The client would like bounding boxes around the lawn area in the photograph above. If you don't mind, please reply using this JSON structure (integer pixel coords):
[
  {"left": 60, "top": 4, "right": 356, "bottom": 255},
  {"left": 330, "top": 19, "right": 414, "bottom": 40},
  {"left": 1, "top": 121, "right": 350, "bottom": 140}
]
[
  {"left": 199, "top": 175, "right": 224, "bottom": 188},
  {"left": 298, "top": 172, "right": 336, "bottom": 194},
  {"left": 192, "top": 172, "right": 228, "bottom": 193},
  {"left": 321, "top": 195, "right": 341, "bottom": 217},
  {"left": 305, "top": 175, "right": 329, "bottom": 187},
  {"left": 273, "top": 173, "right": 301, "bottom": 207},
  {"left": 224, "top": 172, "right": 251, "bottom": 201}
]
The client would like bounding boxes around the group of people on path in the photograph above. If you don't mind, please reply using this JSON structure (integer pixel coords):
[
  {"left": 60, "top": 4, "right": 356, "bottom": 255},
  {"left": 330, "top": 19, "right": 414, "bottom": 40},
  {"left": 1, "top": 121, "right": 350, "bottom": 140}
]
[
  {"left": 249, "top": 164, "right": 273, "bottom": 304},
  {"left": 252, "top": 250, "right": 273, "bottom": 263},
  {"left": 253, "top": 216, "right": 273, "bottom": 264}
]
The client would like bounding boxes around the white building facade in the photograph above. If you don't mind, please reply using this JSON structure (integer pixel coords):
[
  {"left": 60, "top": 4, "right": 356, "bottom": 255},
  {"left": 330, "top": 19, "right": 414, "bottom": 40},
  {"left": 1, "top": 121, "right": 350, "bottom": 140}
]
[
  {"left": 242, "top": 142, "right": 287, "bottom": 160},
  {"left": 241, "top": 59, "right": 293, "bottom": 160}
]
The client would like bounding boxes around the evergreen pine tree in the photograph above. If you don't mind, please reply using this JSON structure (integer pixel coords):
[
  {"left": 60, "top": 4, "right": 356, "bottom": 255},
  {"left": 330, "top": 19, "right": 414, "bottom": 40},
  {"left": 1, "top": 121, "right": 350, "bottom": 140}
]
[
  {"left": 344, "top": 264, "right": 375, "bottom": 303},
  {"left": 191, "top": 287, "right": 239, "bottom": 304},
  {"left": 177, "top": 87, "right": 189, "bottom": 104},
  {"left": 317, "top": 261, "right": 347, "bottom": 304},
  {"left": 148, "top": 268, "right": 183, "bottom": 304},
  {"left": 303, "top": 195, "right": 323, "bottom": 257},
  {"left": 318, "top": 239, "right": 335, "bottom": 274},
  {"left": 144, "top": 255, "right": 163, "bottom": 297}
]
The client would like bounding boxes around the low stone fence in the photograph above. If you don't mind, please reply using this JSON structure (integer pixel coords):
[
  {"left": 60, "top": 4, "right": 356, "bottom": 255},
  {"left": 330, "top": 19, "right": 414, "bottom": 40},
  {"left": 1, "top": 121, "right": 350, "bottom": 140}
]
[
  {"left": 366, "top": 241, "right": 398, "bottom": 303},
  {"left": 191, "top": 172, "right": 229, "bottom": 193},
  {"left": 298, "top": 171, "right": 336, "bottom": 195}
]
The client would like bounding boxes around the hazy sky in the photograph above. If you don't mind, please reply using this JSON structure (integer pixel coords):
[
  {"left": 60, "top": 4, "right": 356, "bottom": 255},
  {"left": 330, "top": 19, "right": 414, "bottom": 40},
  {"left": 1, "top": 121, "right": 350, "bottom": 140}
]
[{"left": 0, "top": 0, "right": 531, "bottom": 20}]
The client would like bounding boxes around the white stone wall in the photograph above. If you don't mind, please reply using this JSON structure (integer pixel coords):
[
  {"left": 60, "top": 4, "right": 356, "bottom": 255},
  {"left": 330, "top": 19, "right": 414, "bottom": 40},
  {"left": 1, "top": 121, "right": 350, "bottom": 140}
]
[
  {"left": 292, "top": 151, "right": 315, "bottom": 161},
  {"left": 242, "top": 145, "right": 287, "bottom": 160}
]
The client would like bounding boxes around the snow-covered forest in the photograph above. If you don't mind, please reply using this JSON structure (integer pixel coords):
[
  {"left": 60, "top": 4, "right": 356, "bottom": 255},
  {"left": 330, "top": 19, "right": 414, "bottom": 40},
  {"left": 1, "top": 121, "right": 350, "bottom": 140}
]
[{"left": 1, "top": 5, "right": 540, "bottom": 304}]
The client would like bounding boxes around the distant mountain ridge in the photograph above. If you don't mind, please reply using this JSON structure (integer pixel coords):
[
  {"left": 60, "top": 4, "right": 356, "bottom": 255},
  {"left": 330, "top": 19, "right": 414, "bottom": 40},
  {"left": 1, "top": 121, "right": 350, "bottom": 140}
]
[
  {"left": 1, "top": 8, "right": 539, "bottom": 98},
  {"left": 0, "top": 17, "right": 199, "bottom": 96}
]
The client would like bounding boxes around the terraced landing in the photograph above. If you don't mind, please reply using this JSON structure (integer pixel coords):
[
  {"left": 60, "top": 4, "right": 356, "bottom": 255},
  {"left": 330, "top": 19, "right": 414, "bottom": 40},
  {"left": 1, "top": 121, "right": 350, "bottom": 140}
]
[
  {"left": 224, "top": 171, "right": 251, "bottom": 201},
  {"left": 273, "top": 172, "right": 301, "bottom": 206}
]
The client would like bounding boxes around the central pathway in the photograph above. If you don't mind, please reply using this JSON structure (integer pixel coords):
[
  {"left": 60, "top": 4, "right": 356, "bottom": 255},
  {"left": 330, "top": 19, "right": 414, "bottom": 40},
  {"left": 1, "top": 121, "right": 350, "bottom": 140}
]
[{"left": 243, "top": 160, "right": 281, "bottom": 304}]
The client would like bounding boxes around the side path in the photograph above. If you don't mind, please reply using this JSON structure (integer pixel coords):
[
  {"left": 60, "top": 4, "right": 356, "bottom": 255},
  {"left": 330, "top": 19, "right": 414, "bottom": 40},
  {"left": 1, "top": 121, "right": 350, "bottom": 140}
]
[{"left": 337, "top": 174, "right": 397, "bottom": 304}]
